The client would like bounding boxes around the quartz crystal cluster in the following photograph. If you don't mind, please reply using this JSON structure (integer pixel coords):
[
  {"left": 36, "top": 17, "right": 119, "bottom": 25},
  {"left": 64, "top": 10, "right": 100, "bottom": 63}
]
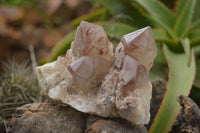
[{"left": 36, "top": 21, "right": 157, "bottom": 125}]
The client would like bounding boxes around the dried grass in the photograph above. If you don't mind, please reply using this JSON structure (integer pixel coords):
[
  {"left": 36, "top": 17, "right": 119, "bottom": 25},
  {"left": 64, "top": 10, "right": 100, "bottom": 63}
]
[{"left": 0, "top": 60, "right": 45, "bottom": 132}]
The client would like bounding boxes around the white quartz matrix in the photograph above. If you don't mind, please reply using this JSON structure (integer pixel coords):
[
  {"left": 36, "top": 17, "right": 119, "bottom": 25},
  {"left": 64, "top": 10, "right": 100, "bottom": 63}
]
[{"left": 36, "top": 21, "right": 157, "bottom": 125}]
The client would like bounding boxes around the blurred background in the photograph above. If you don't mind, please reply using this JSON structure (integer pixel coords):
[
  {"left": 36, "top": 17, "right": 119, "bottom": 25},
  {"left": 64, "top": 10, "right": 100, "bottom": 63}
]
[
  {"left": 0, "top": 0, "right": 200, "bottom": 132},
  {"left": 0, "top": 0, "right": 94, "bottom": 71}
]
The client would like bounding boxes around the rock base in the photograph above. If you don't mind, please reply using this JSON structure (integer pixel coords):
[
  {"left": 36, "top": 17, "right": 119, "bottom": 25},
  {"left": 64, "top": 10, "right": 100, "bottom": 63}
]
[
  {"left": 11, "top": 103, "right": 147, "bottom": 133},
  {"left": 11, "top": 103, "right": 86, "bottom": 133}
]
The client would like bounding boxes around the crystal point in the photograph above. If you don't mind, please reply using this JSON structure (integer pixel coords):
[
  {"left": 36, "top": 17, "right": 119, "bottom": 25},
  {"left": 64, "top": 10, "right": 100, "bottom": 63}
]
[
  {"left": 121, "top": 26, "right": 157, "bottom": 71},
  {"left": 71, "top": 21, "right": 113, "bottom": 60},
  {"left": 36, "top": 22, "right": 157, "bottom": 125}
]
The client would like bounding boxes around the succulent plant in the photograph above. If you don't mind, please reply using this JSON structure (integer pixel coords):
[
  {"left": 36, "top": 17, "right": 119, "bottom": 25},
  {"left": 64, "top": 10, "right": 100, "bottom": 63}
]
[{"left": 43, "top": 0, "right": 199, "bottom": 132}]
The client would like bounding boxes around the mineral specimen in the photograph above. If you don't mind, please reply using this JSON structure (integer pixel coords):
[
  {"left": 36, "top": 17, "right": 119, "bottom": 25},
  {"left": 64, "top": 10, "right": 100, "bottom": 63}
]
[
  {"left": 96, "top": 53, "right": 152, "bottom": 124},
  {"left": 36, "top": 21, "right": 157, "bottom": 125}
]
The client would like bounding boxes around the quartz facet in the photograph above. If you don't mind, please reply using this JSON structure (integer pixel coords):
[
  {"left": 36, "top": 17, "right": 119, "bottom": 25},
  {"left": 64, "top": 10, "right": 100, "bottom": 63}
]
[
  {"left": 36, "top": 21, "right": 157, "bottom": 125},
  {"left": 120, "top": 26, "right": 157, "bottom": 71}
]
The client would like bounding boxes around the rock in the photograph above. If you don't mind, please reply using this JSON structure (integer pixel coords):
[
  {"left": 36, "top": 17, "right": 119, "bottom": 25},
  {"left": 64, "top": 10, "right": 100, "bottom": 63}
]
[
  {"left": 11, "top": 103, "right": 149, "bottom": 133},
  {"left": 85, "top": 116, "right": 148, "bottom": 133},
  {"left": 171, "top": 95, "right": 200, "bottom": 133},
  {"left": 11, "top": 103, "right": 86, "bottom": 133},
  {"left": 177, "top": 95, "right": 200, "bottom": 125},
  {"left": 36, "top": 21, "right": 157, "bottom": 125}
]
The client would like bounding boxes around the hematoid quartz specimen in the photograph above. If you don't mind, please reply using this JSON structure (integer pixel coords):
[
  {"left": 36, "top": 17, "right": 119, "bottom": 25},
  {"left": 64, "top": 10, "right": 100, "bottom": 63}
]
[{"left": 36, "top": 21, "right": 157, "bottom": 125}]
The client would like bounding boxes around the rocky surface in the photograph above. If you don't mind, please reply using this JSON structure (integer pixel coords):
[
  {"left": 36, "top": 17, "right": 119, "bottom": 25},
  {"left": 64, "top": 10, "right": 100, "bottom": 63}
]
[
  {"left": 36, "top": 21, "right": 157, "bottom": 125},
  {"left": 86, "top": 116, "right": 148, "bottom": 133},
  {"left": 11, "top": 103, "right": 148, "bottom": 133},
  {"left": 11, "top": 103, "right": 86, "bottom": 133},
  {"left": 171, "top": 95, "right": 200, "bottom": 133}
]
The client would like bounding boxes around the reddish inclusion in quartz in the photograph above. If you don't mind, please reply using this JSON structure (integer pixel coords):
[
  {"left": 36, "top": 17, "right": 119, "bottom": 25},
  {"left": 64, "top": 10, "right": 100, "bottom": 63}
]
[
  {"left": 36, "top": 21, "right": 157, "bottom": 125},
  {"left": 121, "top": 26, "right": 157, "bottom": 71}
]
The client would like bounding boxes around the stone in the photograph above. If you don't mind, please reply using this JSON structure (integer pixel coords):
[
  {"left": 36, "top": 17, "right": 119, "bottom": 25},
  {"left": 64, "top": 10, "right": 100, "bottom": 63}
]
[
  {"left": 11, "top": 103, "right": 86, "bottom": 133},
  {"left": 171, "top": 95, "right": 200, "bottom": 133},
  {"left": 11, "top": 103, "right": 148, "bottom": 133},
  {"left": 36, "top": 21, "right": 157, "bottom": 125},
  {"left": 85, "top": 116, "right": 148, "bottom": 133}
]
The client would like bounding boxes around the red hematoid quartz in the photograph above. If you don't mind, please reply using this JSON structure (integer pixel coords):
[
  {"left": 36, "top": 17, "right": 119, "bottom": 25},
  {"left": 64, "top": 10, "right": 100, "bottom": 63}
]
[{"left": 36, "top": 21, "right": 157, "bottom": 125}]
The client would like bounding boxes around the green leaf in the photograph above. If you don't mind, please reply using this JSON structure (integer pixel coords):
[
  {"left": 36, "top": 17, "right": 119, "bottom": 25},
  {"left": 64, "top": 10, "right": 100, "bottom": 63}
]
[
  {"left": 72, "top": 8, "right": 106, "bottom": 28},
  {"left": 189, "top": 29, "right": 200, "bottom": 40},
  {"left": 48, "top": 31, "right": 75, "bottom": 62},
  {"left": 175, "top": 0, "right": 187, "bottom": 16},
  {"left": 100, "top": 0, "right": 149, "bottom": 27},
  {"left": 194, "top": 58, "right": 200, "bottom": 88},
  {"left": 194, "top": 45, "right": 200, "bottom": 56},
  {"left": 189, "top": 29, "right": 200, "bottom": 47},
  {"left": 153, "top": 29, "right": 169, "bottom": 40},
  {"left": 156, "top": 39, "right": 180, "bottom": 52},
  {"left": 150, "top": 44, "right": 168, "bottom": 81},
  {"left": 191, "top": 19, "right": 200, "bottom": 30},
  {"left": 193, "top": 0, "right": 200, "bottom": 21},
  {"left": 191, "top": 38, "right": 200, "bottom": 47},
  {"left": 159, "top": 0, "right": 175, "bottom": 9},
  {"left": 181, "top": 38, "right": 191, "bottom": 66},
  {"left": 0, "top": 0, "right": 39, "bottom": 6},
  {"left": 97, "top": 22, "right": 136, "bottom": 40},
  {"left": 134, "top": 0, "right": 177, "bottom": 40},
  {"left": 150, "top": 28, "right": 180, "bottom": 51},
  {"left": 174, "top": 0, "right": 196, "bottom": 37},
  {"left": 150, "top": 63, "right": 168, "bottom": 81},
  {"left": 152, "top": 29, "right": 179, "bottom": 49},
  {"left": 153, "top": 43, "right": 167, "bottom": 64},
  {"left": 134, "top": 0, "right": 175, "bottom": 28},
  {"left": 150, "top": 45, "right": 196, "bottom": 133}
]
